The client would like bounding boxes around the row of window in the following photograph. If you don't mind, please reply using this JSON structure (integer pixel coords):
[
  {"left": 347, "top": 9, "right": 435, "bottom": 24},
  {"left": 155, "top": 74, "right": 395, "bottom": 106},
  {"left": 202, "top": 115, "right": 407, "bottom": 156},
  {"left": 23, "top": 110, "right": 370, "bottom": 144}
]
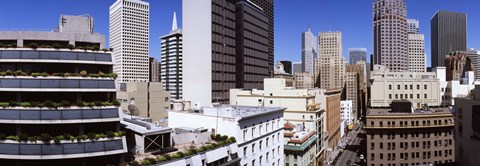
[{"left": 371, "top": 150, "right": 453, "bottom": 163}]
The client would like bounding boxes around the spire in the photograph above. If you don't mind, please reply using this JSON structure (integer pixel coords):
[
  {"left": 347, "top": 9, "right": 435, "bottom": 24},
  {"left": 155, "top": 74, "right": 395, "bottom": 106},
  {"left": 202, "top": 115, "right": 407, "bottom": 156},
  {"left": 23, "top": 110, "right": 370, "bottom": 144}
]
[
  {"left": 171, "top": 12, "right": 178, "bottom": 31},
  {"left": 308, "top": 24, "right": 311, "bottom": 32}
]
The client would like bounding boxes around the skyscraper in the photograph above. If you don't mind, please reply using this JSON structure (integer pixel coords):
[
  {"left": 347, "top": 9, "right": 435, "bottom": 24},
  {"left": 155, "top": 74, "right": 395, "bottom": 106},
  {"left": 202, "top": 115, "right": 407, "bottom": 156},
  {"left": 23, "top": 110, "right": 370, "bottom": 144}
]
[
  {"left": 373, "top": 0, "right": 408, "bottom": 71},
  {"left": 407, "top": 33, "right": 426, "bottom": 72},
  {"left": 316, "top": 31, "right": 345, "bottom": 89},
  {"left": 349, "top": 48, "right": 367, "bottom": 65},
  {"left": 467, "top": 48, "right": 480, "bottom": 80},
  {"left": 431, "top": 11, "right": 467, "bottom": 68},
  {"left": 110, "top": 0, "right": 150, "bottom": 82},
  {"left": 302, "top": 26, "right": 317, "bottom": 74},
  {"left": 406, "top": 19, "right": 426, "bottom": 72},
  {"left": 149, "top": 57, "right": 160, "bottom": 82},
  {"left": 183, "top": 0, "right": 271, "bottom": 106},
  {"left": 160, "top": 12, "right": 183, "bottom": 100},
  {"left": 407, "top": 18, "right": 419, "bottom": 34},
  {"left": 293, "top": 61, "right": 302, "bottom": 74},
  {"left": 250, "top": 0, "right": 274, "bottom": 75}
]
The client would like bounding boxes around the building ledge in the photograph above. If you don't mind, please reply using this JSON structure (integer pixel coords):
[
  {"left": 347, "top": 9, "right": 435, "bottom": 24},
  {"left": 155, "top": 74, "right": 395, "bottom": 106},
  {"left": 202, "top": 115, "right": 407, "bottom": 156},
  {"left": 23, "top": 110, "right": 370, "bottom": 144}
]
[
  {"left": 0, "top": 137, "right": 127, "bottom": 160},
  {"left": 0, "top": 107, "right": 120, "bottom": 124}
]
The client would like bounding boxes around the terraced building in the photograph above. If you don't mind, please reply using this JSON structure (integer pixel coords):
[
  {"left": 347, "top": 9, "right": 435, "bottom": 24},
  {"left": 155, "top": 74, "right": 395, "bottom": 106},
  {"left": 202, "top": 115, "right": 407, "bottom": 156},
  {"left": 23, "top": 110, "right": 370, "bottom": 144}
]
[{"left": 0, "top": 15, "right": 127, "bottom": 166}]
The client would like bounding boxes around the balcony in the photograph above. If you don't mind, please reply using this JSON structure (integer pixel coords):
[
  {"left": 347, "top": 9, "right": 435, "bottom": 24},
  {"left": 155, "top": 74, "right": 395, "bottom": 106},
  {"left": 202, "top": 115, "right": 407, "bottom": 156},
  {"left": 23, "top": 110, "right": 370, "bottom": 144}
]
[
  {"left": 0, "top": 77, "right": 115, "bottom": 91},
  {"left": 0, "top": 137, "right": 126, "bottom": 160},
  {"left": 0, "top": 107, "right": 120, "bottom": 124},
  {"left": 0, "top": 49, "right": 112, "bottom": 64}
]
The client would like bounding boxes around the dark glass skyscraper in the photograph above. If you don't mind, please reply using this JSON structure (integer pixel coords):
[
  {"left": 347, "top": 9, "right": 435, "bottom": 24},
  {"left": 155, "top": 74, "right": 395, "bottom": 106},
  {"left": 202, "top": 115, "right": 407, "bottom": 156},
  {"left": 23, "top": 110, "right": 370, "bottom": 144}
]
[{"left": 431, "top": 11, "right": 467, "bottom": 68}]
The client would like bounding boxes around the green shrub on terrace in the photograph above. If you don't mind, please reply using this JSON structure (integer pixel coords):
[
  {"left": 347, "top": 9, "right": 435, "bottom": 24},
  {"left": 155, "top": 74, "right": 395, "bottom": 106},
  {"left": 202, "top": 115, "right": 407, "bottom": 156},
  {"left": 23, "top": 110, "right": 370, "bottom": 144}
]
[
  {"left": 141, "top": 160, "right": 151, "bottom": 165},
  {"left": 28, "top": 43, "right": 38, "bottom": 49},
  {"left": 31, "top": 73, "right": 41, "bottom": 77},
  {"left": 54, "top": 135, "right": 64, "bottom": 144},
  {"left": 197, "top": 146, "right": 207, "bottom": 152},
  {"left": 106, "top": 131, "right": 115, "bottom": 138},
  {"left": 18, "top": 133, "right": 28, "bottom": 142},
  {"left": 6, "top": 136, "right": 19, "bottom": 141},
  {"left": 19, "top": 102, "right": 31, "bottom": 107},
  {"left": 60, "top": 100, "right": 70, "bottom": 107},
  {"left": 162, "top": 154, "right": 172, "bottom": 160},
  {"left": 39, "top": 133, "right": 52, "bottom": 143},
  {"left": 131, "top": 161, "right": 140, "bottom": 166},
  {"left": 156, "top": 156, "right": 167, "bottom": 162},
  {"left": 145, "top": 157, "right": 156, "bottom": 164},
  {"left": 87, "top": 132, "right": 96, "bottom": 140},
  {"left": 0, "top": 102, "right": 9, "bottom": 108}
]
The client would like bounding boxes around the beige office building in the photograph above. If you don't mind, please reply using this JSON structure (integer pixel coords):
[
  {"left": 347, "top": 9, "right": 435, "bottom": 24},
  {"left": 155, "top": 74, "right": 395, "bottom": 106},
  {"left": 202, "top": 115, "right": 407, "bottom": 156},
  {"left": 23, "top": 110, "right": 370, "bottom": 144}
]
[
  {"left": 230, "top": 78, "right": 340, "bottom": 166},
  {"left": 316, "top": 31, "right": 345, "bottom": 89},
  {"left": 274, "top": 61, "right": 294, "bottom": 87},
  {"left": 365, "top": 104, "right": 455, "bottom": 166},
  {"left": 117, "top": 82, "right": 171, "bottom": 126},
  {"left": 370, "top": 65, "right": 445, "bottom": 109},
  {"left": 346, "top": 62, "right": 368, "bottom": 120},
  {"left": 294, "top": 72, "right": 314, "bottom": 89},
  {"left": 408, "top": 34, "right": 426, "bottom": 72}
]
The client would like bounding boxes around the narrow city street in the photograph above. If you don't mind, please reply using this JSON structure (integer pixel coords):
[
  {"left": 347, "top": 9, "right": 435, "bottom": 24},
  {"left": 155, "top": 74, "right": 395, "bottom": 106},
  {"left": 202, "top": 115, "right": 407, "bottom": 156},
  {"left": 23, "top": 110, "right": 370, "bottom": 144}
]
[{"left": 334, "top": 124, "right": 366, "bottom": 166}]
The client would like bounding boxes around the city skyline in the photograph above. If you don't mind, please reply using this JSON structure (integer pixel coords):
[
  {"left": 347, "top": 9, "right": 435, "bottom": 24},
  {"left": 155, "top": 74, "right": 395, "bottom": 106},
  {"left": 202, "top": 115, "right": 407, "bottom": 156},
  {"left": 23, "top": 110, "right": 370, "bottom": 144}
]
[{"left": 1, "top": 0, "right": 479, "bottom": 67}]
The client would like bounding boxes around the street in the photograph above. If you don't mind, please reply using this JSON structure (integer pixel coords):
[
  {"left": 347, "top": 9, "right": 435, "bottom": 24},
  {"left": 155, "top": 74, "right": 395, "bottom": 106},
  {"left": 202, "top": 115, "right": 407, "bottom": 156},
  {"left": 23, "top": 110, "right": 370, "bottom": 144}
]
[{"left": 334, "top": 124, "right": 366, "bottom": 166}]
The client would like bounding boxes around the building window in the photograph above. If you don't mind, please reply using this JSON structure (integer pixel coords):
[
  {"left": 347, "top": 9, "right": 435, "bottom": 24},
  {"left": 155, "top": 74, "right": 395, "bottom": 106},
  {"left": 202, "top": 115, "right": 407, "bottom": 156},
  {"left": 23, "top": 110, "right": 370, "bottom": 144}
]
[
  {"left": 424, "top": 94, "right": 427, "bottom": 98},
  {"left": 417, "top": 85, "right": 420, "bottom": 89},
  {"left": 270, "top": 100, "right": 273, "bottom": 104},
  {"left": 389, "top": 85, "right": 392, "bottom": 90},
  {"left": 424, "top": 85, "right": 427, "bottom": 89},
  {"left": 405, "top": 85, "right": 408, "bottom": 89},
  {"left": 417, "top": 94, "right": 420, "bottom": 99},
  {"left": 397, "top": 85, "right": 400, "bottom": 90},
  {"left": 389, "top": 94, "right": 392, "bottom": 99},
  {"left": 410, "top": 85, "right": 413, "bottom": 89}
]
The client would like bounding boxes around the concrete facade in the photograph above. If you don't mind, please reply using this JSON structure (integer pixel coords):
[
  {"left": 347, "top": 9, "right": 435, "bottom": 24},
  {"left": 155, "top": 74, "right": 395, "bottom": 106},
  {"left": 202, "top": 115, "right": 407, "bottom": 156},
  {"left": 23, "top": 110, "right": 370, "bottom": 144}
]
[
  {"left": 454, "top": 85, "right": 480, "bottom": 166},
  {"left": 365, "top": 107, "right": 455, "bottom": 166},
  {"left": 117, "top": 82, "right": 171, "bottom": 126},
  {"left": 230, "top": 78, "right": 327, "bottom": 165},
  {"left": 168, "top": 105, "right": 285, "bottom": 166},
  {"left": 370, "top": 65, "right": 445, "bottom": 109},
  {"left": 294, "top": 72, "right": 314, "bottom": 89}
]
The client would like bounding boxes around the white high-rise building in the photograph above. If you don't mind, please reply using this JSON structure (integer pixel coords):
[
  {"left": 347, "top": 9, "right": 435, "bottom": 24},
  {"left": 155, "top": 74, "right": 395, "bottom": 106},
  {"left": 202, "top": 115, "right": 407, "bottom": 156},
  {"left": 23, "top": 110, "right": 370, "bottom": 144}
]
[
  {"left": 110, "top": 0, "right": 150, "bottom": 82},
  {"left": 302, "top": 26, "right": 317, "bottom": 74},
  {"left": 408, "top": 34, "right": 426, "bottom": 72}
]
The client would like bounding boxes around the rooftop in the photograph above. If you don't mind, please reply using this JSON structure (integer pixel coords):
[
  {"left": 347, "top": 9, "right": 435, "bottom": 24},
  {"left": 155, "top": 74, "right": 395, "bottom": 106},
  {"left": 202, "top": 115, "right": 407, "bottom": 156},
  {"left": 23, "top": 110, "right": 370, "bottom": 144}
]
[
  {"left": 121, "top": 114, "right": 172, "bottom": 135},
  {"left": 173, "top": 104, "right": 285, "bottom": 120},
  {"left": 367, "top": 107, "right": 453, "bottom": 116}
]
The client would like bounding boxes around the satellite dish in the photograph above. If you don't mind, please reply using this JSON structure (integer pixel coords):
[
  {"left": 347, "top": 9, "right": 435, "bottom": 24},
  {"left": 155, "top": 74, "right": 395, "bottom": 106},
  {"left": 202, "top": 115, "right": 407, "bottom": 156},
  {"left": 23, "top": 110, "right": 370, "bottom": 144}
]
[{"left": 128, "top": 104, "right": 140, "bottom": 116}]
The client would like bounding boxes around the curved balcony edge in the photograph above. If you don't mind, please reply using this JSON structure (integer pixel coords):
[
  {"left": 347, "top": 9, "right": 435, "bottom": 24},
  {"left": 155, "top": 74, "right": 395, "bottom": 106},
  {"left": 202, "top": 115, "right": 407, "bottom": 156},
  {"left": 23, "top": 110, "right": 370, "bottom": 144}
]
[
  {"left": 0, "top": 107, "right": 121, "bottom": 124},
  {"left": 0, "top": 137, "right": 127, "bottom": 160},
  {"left": 0, "top": 78, "right": 115, "bottom": 90}
]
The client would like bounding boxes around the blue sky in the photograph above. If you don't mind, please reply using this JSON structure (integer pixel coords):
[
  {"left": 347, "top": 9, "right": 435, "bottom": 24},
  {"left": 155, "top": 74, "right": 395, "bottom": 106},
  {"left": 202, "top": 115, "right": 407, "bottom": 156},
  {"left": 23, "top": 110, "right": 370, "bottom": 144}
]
[{"left": 0, "top": 0, "right": 478, "bottom": 67}]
